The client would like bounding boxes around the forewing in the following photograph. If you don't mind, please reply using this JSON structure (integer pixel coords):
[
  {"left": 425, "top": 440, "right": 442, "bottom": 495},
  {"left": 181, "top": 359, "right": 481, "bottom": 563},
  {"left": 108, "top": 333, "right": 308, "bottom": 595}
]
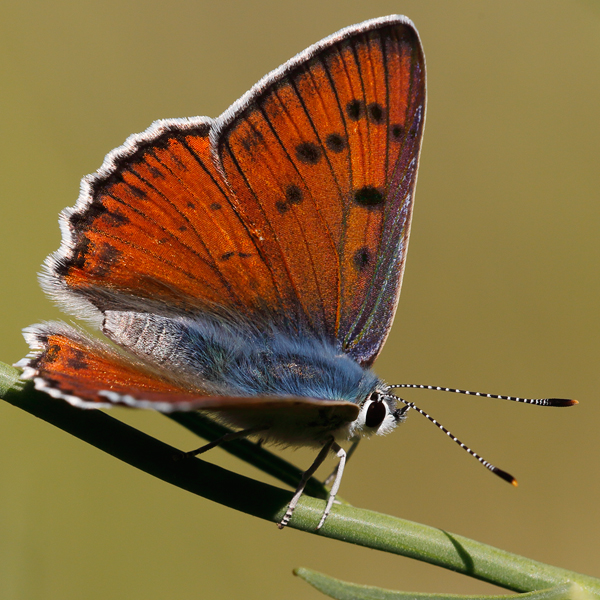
[
  {"left": 215, "top": 15, "right": 426, "bottom": 364},
  {"left": 39, "top": 16, "right": 424, "bottom": 364},
  {"left": 43, "top": 119, "right": 288, "bottom": 323}
]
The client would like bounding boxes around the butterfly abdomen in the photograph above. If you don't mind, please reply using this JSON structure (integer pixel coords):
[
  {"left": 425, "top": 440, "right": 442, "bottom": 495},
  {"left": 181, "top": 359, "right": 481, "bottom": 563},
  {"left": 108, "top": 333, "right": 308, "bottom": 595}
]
[{"left": 103, "top": 311, "right": 380, "bottom": 405}]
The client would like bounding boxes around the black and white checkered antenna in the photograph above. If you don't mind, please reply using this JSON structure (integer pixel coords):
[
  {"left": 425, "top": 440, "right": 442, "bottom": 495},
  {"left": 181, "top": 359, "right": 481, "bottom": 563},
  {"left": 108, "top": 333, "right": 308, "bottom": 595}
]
[{"left": 385, "top": 385, "right": 577, "bottom": 485}]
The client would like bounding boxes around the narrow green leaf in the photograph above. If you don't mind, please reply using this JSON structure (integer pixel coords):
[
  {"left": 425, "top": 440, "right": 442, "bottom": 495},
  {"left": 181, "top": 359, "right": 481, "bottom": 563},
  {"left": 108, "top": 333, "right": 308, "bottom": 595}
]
[{"left": 294, "top": 568, "right": 594, "bottom": 600}]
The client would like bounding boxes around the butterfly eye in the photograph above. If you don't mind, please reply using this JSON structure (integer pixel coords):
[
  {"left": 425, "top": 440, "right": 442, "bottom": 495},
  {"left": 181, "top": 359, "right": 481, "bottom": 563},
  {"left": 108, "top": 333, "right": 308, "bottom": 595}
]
[{"left": 365, "top": 395, "right": 387, "bottom": 428}]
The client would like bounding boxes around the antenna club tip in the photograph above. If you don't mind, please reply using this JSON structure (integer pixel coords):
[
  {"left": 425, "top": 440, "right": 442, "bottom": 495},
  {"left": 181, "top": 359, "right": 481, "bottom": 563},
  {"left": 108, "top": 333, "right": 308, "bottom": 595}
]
[
  {"left": 549, "top": 398, "right": 578, "bottom": 406},
  {"left": 494, "top": 467, "right": 518, "bottom": 486}
]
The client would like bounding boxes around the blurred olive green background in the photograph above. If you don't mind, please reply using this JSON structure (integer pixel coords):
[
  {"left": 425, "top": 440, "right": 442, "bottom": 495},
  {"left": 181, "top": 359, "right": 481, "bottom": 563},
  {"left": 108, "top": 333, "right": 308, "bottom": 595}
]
[{"left": 1, "top": 1, "right": 599, "bottom": 599}]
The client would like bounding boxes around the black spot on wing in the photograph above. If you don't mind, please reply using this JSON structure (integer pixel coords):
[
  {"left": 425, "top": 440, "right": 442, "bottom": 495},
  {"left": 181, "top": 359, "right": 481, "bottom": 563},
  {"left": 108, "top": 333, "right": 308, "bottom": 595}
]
[
  {"left": 276, "top": 201, "right": 289, "bottom": 214},
  {"left": 285, "top": 185, "right": 303, "bottom": 205},
  {"left": 353, "top": 247, "right": 371, "bottom": 272},
  {"left": 325, "top": 133, "right": 346, "bottom": 153},
  {"left": 67, "top": 348, "right": 88, "bottom": 370},
  {"left": 367, "top": 103, "right": 385, "bottom": 124},
  {"left": 276, "top": 184, "right": 304, "bottom": 214},
  {"left": 391, "top": 124, "right": 403, "bottom": 140},
  {"left": 91, "top": 243, "right": 122, "bottom": 276},
  {"left": 353, "top": 186, "right": 384, "bottom": 209},
  {"left": 346, "top": 99, "right": 364, "bottom": 121},
  {"left": 295, "top": 142, "right": 322, "bottom": 165},
  {"left": 220, "top": 251, "right": 253, "bottom": 262}
]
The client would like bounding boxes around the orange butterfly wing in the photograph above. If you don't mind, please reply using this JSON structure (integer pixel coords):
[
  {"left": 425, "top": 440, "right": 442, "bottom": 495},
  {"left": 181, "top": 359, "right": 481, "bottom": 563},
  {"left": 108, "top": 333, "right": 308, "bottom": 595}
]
[
  {"left": 44, "top": 119, "right": 288, "bottom": 323},
  {"left": 216, "top": 16, "right": 425, "bottom": 364},
  {"left": 43, "top": 16, "right": 425, "bottom": 366}
]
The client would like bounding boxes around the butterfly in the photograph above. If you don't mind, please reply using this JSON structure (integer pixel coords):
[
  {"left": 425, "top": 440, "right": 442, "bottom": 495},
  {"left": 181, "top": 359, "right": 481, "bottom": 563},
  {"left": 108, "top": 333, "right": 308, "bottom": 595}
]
[{"left": 16, "top": 15, "right": 575, "bottom": 530}]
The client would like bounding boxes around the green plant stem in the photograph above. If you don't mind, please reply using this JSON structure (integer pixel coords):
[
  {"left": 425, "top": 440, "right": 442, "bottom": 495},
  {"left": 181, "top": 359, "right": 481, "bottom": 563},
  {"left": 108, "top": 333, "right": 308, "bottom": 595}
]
[{"left": 1, "top": 361, "right": 599, "bottom": 596}]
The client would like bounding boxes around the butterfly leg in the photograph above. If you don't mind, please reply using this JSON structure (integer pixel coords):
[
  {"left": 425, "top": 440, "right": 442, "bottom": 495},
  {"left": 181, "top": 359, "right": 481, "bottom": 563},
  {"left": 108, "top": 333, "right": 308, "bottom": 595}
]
[
  {"left": 323, "top": 437, "right": 360, "bottom": 486},
  {"left": 278, "top": 437, "right": 335, "bottom": 529},
  {"left": 185, "top": 426, "right": 266, "bottom": 457},
  {"left": 317, "top": 442, "right": 346, "bottom": 530}
]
